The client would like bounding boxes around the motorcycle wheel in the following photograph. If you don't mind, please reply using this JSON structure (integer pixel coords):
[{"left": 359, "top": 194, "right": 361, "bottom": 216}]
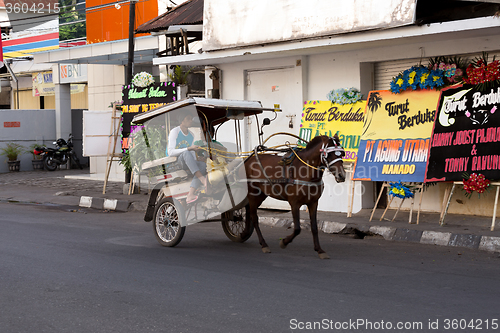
[
  {"left": 43, "top": 156, "right": 58, "bottom": 171},
  {"left": 71, "top": 152, "right": 83, "bottom": 169}
]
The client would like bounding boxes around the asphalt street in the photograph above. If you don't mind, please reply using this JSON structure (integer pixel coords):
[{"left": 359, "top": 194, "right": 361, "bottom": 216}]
[{"left": 1, "top": 201, "right": 500, "bottom": 333}]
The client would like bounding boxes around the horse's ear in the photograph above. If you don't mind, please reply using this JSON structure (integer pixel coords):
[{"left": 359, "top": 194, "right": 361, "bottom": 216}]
[{"left": 333, "top": 133, "right": 339, "bottom": 139}]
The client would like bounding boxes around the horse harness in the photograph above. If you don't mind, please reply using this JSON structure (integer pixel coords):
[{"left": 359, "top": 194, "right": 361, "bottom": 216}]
[
  {"left": 320, "top": 140, "right": 345, "bottom": 168},
  {"left": 250, "top": 138, "right": 344, "bottom": 199}
]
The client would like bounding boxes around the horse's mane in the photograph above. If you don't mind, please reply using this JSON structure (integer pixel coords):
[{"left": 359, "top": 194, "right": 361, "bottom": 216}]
[{"left": 304, "top": 135, "right": 326, "bottom": 150}]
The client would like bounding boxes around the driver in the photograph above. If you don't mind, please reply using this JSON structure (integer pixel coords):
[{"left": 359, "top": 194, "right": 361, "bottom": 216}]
[{"left": 166, "top": 114, "right": 207, "bottom": 204}]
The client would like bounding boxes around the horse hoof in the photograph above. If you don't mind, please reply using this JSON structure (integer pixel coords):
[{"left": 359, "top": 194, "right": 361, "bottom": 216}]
[
  {"left": 318, "top": 252, "right": 330, "bottom": 259},
  {"left": 262, "top": 247, "right": 271, "bottom": 253},
  {"left": 279, "top": 239, "right": 287, "bottom": 249}
]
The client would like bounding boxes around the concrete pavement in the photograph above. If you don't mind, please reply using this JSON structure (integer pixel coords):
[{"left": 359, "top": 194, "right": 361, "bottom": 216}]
[{"left": 1, "top": 169, "right": 499, "bottom": 254}]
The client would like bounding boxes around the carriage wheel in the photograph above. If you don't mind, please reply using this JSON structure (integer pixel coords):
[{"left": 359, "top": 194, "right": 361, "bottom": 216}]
[
  {"left": 153, "top": 197, "right": 186, "bottom": 247},
  {"left": 221, "top": 204, "right": 254, "bottom": 243}
]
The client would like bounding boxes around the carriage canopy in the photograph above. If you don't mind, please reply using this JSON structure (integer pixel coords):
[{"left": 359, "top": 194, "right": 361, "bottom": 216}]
[{"left": 130, "top": 98, "right": 274, "bottom": 225}]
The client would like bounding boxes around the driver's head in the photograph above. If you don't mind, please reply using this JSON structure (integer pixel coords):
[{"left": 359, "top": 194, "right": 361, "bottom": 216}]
[
  {"left": 181, "top": 114, "right": 193, "bottom": 126},
  {"left": 179, "top": 114, "right": 197, "bottom": 129}
]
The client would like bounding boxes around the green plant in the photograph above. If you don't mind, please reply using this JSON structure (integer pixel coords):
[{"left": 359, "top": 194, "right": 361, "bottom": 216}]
[
  {"left": 0, "top": 142, "right": 24, "bottom": 161},
  {"left": 167, "top": 65, "right": 192, "bottom": 85},
  {"left": 119, "top": 150, "right": 132, "bottom": 172},
  {"left": 26, "top": 143, "right": 43, "bottom": 160}
]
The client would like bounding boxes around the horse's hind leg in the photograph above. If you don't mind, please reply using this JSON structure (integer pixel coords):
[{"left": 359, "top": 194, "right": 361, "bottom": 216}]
[
  {"left": 308, "top": 201, "right": 329, "bottom": 259},
  {"left": 279, "top": 204, "right": 301, "bottom": 249},
  {"left": 249, "top": 198, "right": 271, "bottom": 253}
]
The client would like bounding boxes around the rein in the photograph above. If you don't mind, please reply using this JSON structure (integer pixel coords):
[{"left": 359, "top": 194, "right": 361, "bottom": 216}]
[
  {"left": 250, "top": 137, "right": 344, "bottom": 195},
  {"left": 288, "top": 140, "right": 345, "bottom": 171},
  {"left": 289, "top": 148, "right": 322, "bottom": 171}
]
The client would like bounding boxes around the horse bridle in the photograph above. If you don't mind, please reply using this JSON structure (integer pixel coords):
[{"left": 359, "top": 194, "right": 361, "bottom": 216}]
[{"left": 320, "top": 138, "right": 345, "bottom": 169}]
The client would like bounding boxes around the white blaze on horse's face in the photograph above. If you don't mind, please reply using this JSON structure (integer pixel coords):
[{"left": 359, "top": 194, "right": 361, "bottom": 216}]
[{"left": 320, "top": 137, "right": 346, "bottom": 183}]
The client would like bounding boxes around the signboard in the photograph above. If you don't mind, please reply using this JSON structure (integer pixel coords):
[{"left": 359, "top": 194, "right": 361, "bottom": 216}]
[
  {"left": 2, "top": 29, "right": 59, "bottom": 59},
  {"left": 353, "top": 89, "right": 440, "bottom": 182},
  {"left": 426, "top": 83, "right": 500, "bottom": 182},
  {"left": 121, "top": 82, "right": 176, "bottom": 150},
  {"left": 32, "top": 71, "right": 54, "bottom": 97},
  {"left": 298, "top": 100, "right": 365, "bottom": 163},
  {"left": 59, "top": 64, "right": 88, "bottom": 83},
  {"left": 33, "top": 71, "right": 86, "bottom": 96},
  {"left": 4, "top": 121, "right": 20, "bottom": 128}
]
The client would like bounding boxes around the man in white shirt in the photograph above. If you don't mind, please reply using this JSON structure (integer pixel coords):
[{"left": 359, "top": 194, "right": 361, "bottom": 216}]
[{"left": 166, "top": 114, "right": 207, "bottom": 204}]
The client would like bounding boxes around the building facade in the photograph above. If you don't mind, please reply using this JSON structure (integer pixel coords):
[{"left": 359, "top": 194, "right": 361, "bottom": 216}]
[{"left": 153, "top": 0, "right": 500, "bottom": 215}]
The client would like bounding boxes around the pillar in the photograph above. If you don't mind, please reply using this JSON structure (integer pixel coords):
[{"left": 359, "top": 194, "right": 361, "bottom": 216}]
[{"left": 55, "top": 83, "right": 71, "bottom": 140}]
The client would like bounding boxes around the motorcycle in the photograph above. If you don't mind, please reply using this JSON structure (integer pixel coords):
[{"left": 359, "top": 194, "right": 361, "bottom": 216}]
[{"left": 34, "top": 134, "right": 83, "bottom": 171}]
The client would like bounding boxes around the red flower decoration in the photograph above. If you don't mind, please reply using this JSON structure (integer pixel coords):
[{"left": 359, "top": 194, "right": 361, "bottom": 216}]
[
  {"left": 463, "top": 173, "right": 490, "bottom": 196},
  {"left": 464, "top": 55, "right": 500, "bottom": 85}
]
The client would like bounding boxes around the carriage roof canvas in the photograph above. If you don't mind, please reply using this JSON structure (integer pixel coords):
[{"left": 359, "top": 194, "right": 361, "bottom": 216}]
[{"left": 132, "top": 97, "right": 273, "bottom": 125}]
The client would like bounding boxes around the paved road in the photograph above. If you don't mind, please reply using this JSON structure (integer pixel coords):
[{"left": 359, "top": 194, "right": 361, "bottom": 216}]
[{"left": 1, "top": 201, "right": 500, "bottom": 333}]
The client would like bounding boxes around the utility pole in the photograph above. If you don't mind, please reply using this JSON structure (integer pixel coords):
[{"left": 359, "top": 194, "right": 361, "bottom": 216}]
[
  {"left": 125, "top": 0, "right": 137, "bottom": 184},
  {"left": 126, "top": 0, "right": 137, "bottom": 84}
]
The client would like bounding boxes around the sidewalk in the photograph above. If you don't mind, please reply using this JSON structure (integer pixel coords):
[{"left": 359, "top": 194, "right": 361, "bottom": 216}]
[{"left": 1, "top": 169, "right": 499, "bottom": 254}]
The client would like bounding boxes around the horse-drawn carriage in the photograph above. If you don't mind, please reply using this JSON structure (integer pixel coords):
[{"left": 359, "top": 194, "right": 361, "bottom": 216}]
[{"left": 131, "top": 98, "right": 346, "bottom": 258}]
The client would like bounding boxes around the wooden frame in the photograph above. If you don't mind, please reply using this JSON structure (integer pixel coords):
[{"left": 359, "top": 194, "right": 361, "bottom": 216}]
[
  {"left": 369, "top": 182, "right": 424, "bottom": 224},
  {"left": 103, "top": 103, "right": 123, "bottom": 194},
  {"left": 439, "top": 181, "right": 500, "bottom": 231}
]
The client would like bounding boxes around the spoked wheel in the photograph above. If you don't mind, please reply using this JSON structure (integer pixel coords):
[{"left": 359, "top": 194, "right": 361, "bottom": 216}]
[
  {"left": 153, "top": 198, "right": 186, "bottom": 247},
  {"left": 43, "top": 156, "right": 58, "bottom": 171},
  {"left": 221, "top": 204, "right": 254, "bottom": 243}
]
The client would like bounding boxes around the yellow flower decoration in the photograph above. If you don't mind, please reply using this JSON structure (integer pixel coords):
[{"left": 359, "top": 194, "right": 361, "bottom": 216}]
[
  {"left": 420, "top": 72, "right": 429, "bottom": 83},
  {"left": 396, "top": 78, "right": 404, "bottom": 86},
  {"left": 433, "top": 75, "right": 440, "bottom": 82},
  {"left": 408, "top": 71, "right": 416, "bottom": 85}
]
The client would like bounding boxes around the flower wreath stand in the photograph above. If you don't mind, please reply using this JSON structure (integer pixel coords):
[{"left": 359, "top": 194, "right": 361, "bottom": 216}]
[
  {"left": 439, "top": 178, "right": 500, "bottom": 231},
  {"left": 369, "top": 182, "right": 424, "bottom": 224}
]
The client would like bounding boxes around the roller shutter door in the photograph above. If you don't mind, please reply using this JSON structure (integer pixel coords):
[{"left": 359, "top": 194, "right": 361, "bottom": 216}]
[{"left": 374, "top": 51, "right": 500, "bottom": 91}]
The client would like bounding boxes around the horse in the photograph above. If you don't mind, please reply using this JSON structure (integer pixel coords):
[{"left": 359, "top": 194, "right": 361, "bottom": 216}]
[{"left": 244, "top": 134, "right": 346, "bottom": 259}]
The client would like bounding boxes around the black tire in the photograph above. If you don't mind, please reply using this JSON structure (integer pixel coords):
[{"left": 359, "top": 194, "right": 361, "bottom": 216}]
[
  {"left": 221, "top": 204, "right": 254, "bottom": 243},
  {"left": 153, "top": 197, "right": 186, "bottom": 247},
  {"left": 70, "top": 152, "right": 83, "bottom": 169},
  {"left": 43, "top": 156, "right": 58, "bottom": 171}
]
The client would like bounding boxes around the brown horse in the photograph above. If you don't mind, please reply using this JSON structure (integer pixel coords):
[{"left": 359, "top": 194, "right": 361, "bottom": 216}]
[{"left": 244, "top": 134, "right": 346, "bottom": 259}]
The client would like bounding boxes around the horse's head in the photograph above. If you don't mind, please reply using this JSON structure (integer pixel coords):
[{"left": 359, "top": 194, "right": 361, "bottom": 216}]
[{"left": 320, "top": 134, "right": 346, "bottom": 183}]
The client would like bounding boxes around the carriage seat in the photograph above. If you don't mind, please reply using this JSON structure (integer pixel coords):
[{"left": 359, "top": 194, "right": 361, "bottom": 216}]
[
  {"left": 142, "top": 156, "right": 178, "bottom": 170},
  {"left": 142, "top": 156, "right": 189, "bottom": 182}
]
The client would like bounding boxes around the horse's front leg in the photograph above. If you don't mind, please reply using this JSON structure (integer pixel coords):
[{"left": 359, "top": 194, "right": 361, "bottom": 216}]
[
  {"left": 280, "top": 203, "right": 301, "bottom": 249},
  {"left": 308, "top": 200, "right": 329, "bottom": 259}
]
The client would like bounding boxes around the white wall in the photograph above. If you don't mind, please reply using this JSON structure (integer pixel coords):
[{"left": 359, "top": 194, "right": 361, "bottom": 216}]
[
  {"left": 0, "top": 109, "right": 56, "bottom": 173},
  {"left": 203, "top": 0, "right": 416, "bottom": 51},
  {"left": 87, "top": 64, "right": 126, "bottom": 177}
]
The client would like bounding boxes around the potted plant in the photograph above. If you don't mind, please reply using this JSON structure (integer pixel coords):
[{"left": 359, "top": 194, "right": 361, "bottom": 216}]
[
  {"left": 27, "top": 143, "right": 44, "bottom": 170},
  {"left": 0, "top": 142, "right": 24, "bottom": 172},
  {"left": 168, "top": 65, "right": 192, "bottom": 99}
]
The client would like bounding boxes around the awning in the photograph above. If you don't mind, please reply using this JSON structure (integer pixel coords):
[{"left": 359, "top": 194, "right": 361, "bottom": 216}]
[
  {"left": 136, "top": 0, "right": 203, "bottom": 34},
  {"left": 33, "top": 36, "right": 159, "bottom": 65},
  {"left": 0, "top": 60, "right": 53, "bottom": 79}
]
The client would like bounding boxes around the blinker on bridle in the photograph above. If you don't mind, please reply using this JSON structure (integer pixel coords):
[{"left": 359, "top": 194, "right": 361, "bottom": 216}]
[{"left": 320, "top": 137, "right": 344, "bottom": 168}]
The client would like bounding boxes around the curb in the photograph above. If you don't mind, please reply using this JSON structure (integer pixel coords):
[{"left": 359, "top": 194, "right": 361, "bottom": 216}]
[
  {"left": 260, "top": 217, "right": 500, "bottom": 254},
  {"left": 79, "top": 196, "right": 130, "bottom": 212},
  {"left": 76, "top": 198, "right": 500, "bottom": 254}
]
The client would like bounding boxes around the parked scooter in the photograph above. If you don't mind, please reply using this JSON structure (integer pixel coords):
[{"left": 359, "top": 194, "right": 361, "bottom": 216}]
[{"left": 34, "top": 134, "right": 83, "bottom": 171}]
